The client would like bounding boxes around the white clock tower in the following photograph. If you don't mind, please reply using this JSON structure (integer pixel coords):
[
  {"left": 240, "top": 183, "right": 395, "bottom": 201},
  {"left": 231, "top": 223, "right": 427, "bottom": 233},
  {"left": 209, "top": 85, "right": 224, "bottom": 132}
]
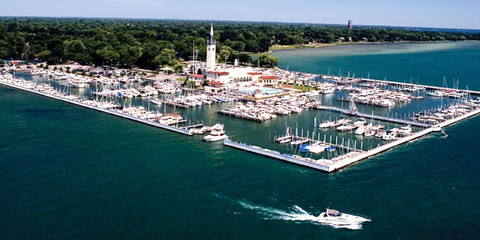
[{"left": 206, "top": 25, "right": 216, "bottom": 69}]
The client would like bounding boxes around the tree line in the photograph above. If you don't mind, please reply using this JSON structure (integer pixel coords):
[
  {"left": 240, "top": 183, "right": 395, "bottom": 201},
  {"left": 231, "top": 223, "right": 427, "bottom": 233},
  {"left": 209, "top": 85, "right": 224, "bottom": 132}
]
[{"left": 1, "top": 17, "right": 479, "bottom": 70}]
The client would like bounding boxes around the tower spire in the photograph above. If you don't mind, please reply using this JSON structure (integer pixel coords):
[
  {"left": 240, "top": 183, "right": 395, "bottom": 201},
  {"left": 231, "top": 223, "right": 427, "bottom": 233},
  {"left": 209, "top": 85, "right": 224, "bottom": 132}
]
[
  {"left": 206, "top": 24, "right": 216, "bottom": 69},
  {"left": 208, "top": 25, "right": 215, "bottom": 45}
]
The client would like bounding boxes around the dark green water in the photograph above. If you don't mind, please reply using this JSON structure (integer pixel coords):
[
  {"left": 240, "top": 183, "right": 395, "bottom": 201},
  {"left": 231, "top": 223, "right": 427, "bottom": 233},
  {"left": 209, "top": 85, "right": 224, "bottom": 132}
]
[{"left": 2, "top": 42, "right": 480, "bottom": 239}]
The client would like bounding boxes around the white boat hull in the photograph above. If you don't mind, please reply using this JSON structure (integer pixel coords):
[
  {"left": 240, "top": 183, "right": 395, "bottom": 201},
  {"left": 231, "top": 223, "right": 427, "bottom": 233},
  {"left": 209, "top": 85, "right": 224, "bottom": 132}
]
[{"left": 203, "top": 135, "right": 228, "bottom": 142}]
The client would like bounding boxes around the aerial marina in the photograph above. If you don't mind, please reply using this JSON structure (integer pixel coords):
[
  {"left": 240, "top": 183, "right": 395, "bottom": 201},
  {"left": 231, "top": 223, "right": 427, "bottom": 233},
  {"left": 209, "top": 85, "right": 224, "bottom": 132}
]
[
  {"left": 2, "top": 60, "right": 479, "bottom": 173},
  {"left": 4, "top": 2, "right": 480, "bottom": 236}
]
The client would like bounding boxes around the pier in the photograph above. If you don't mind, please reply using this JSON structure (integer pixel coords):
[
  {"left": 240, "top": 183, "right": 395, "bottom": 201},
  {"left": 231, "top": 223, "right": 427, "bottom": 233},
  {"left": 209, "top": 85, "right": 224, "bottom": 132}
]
[
  {"left": 2, "top": 72, "right": 480, "bottom": 173},
  {"left": 217, "top": 109, "right": 266, "bottom": 122},
  {"left": 223, "top": 139, "right": 332, "bottom": 172},
  {"left": 311, "top": 105, "right": 431, "bottom": 128},
  {"left": 360, "top": 78, "right": 480, "bottom": 96},
  {"left": 225, "top": 107, "right": 480, "bottom": 172},
  {"left": 0, "top": 81, "right": 193, "bottom": 136},
  {"left": 280, "top": 128, "right": 363, "bottom": 152}
]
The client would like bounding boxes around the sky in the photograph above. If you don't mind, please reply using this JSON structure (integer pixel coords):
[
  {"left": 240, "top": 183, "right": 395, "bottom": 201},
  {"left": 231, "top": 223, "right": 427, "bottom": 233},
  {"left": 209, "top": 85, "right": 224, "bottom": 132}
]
[{"left": 1, "top": 0, "right": 479, "bottom": 30}]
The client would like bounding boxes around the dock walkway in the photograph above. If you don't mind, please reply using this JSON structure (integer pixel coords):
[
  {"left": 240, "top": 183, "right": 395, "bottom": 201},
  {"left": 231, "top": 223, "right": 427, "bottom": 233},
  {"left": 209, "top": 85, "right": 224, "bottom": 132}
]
[
  {"left": 311, "top": 105, "right": 431, "bottom": 128},
  {"left": 0, "top": 81, "right": 192, "bottom": 136},
  {"left": 360, "top": 78, "right": 480, "bottom": 96},
  {"left": 223, "top": 139, "right": 332, "bottom": 172},
  {"left": 217, "top": 110, "right": 265, "bottom": 122},
  {"left": 287, "top": 135, "right": 361, "bottom": 152}
]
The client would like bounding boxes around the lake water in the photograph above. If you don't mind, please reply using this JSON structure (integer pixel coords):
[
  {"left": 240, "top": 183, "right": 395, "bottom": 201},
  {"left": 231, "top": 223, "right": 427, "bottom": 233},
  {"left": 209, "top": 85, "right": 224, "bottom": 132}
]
[
  {"left": 273, "top": 41, "right": 480, "bottom": 90},
  {"left": 1, "top": 42, "right": 480, "bottom": 239}
]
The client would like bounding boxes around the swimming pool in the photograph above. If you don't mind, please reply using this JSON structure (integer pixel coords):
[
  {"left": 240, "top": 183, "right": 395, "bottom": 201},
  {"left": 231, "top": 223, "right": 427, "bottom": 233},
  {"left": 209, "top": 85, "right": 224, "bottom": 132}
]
[{"left": 244, "top": 87, "right": 282, "bottom": 95}]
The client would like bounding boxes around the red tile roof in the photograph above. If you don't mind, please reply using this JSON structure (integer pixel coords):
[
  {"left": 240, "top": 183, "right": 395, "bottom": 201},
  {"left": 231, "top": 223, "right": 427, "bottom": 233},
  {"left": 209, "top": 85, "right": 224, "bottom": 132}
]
[
  {"left": 247, "top": 72, "right": 263, "bottom": 75},
  {"left": 190, "top": 74, "right": 205, "bottom": 78},
  {"left": 207, "top": 71, "right": 229, "bottom": 75},
  {"left": 209, "top": 81, "right": 224, "bottom": 86},
  {"left": 259, "top": 75, "right": 279, "bottom": 80}
]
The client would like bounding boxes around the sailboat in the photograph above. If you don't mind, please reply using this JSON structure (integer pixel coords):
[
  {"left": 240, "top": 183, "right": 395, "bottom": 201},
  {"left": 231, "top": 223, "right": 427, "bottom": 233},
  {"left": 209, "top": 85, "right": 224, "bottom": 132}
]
[
  {"left": 275, "top": 126, "right": 293, "bottom": 143},
  {"left": 157, "top": 93, "right": 183, "bottom": 125}
]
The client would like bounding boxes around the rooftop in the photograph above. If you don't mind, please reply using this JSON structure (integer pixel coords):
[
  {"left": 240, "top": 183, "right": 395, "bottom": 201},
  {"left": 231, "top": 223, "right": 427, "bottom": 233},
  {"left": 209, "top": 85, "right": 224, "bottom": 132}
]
[
  {"left": 207, "top": 71, "right": 230, "bottom": 75},
  {"left": 259, "top": 75, "right": 279, "bottom": 80},
  {"left": 190, "top": 74, "right": 205, "bottom": 79}
]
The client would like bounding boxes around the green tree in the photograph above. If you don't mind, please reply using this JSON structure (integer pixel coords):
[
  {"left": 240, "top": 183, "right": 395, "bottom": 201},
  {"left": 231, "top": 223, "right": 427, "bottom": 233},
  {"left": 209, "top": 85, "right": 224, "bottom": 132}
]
[
  {"left": 64, "top": 40, "right": 92, "bottom": 64},
  {"left": 174, "top": 64, "right": 183, "bottom": 73},
  {"left": 257, "top": 53, "right": 279, "bottom": 67},
  {"left": 219, "top": 45, "right": 232, "bottom": 63},
  {"left": 152, "top": 48, "right": 177, "bottom": 69},
  {"left": 37, "top": 50, "right": 51, "bottom": 62},
  {"left": 96, "top": 46, "right": 120, "bottom": 66},
  {"left": 119, "top": 45, "right": 142, "bottom": 68}
]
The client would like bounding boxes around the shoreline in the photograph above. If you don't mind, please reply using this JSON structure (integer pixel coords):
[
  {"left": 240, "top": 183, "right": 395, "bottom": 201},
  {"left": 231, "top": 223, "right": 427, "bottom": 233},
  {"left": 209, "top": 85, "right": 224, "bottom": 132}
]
[{"left": 269, "top": 40, "right": 480, "bottom": 52}]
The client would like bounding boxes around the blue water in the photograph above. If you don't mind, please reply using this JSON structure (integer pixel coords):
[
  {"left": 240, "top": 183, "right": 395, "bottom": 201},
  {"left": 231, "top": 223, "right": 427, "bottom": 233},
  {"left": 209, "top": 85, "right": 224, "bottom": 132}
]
[
  {"left": 245, "top": 87, "right": 282, "bottom": 94},
  {"left": 2, "top": 42, "right": 480, "bottom": 239},
  {"left": 274, "top": 41, "right": 480, "bottom": 91}
]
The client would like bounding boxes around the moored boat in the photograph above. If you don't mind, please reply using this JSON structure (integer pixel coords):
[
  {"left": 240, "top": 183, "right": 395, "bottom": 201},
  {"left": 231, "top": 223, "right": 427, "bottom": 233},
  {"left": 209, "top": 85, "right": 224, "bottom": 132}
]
[{"left": 203, "top": 124, "right": 228, "bottom": 142}]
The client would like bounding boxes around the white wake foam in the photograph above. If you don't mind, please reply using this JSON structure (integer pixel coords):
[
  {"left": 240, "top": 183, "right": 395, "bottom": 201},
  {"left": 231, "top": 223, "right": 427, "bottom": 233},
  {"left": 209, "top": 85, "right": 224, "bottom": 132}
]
[{"left": 238, "top": 200, "right": 364, "bottom": 230}]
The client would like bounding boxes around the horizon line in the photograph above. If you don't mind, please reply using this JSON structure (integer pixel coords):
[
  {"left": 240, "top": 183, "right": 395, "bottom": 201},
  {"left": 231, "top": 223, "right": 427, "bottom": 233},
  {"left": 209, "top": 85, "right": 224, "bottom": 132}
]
[{"left": 1, "top": 15, "right": 480, "bottom": 32}]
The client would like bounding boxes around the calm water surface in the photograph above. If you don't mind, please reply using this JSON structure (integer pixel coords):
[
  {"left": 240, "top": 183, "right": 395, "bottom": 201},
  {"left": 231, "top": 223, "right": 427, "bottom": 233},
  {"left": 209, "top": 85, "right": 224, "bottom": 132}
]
[
  {"left": 1, "top": 42, "right": 480, "bottom": 239},
  {"left": 274, "top": 41, "right": 480, "bottom": 90}
]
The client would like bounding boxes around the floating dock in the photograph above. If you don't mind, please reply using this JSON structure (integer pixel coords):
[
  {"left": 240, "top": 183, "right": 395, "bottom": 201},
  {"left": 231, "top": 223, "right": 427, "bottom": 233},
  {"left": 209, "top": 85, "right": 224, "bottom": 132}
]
[
  {"left": 223, "top": 139, "right": 333, "bottom": 172},
  {"left": 225, "top": 107, "right": 480, "bottom": 172},
  {"left": 360, "top": 78, "right": 480, "bottom": 96},
  {"left": 311, "top": 105, "right": 431, "bottom": 128},
  {"left": 3, "top": 74, "right": 480, "bottom": 173},
  {"left": 217, "top": 109, "right": 265, "bottom": 122},
  {"left": 0, "top": 81, "right": 192, "bottom": 136}
]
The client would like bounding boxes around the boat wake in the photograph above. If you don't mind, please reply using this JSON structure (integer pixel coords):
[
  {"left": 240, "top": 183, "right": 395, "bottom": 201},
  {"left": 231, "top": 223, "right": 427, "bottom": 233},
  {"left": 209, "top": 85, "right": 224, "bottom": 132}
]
[{"left": 238, "top": 200, "right": 364, "bottom": 230}]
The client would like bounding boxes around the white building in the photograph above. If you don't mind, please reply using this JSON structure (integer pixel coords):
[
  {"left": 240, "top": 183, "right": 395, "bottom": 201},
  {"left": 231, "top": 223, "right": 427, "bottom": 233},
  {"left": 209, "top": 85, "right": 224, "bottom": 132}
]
[
  {"left": 204, "top": 81, "right": 224, "bottom": 93},
  {"left": 255, "top": 75, "right": 279, "bottom": 86},
  {"left": 188, "top": 74, "right": 205, "bottom": 87},
  {"left": 206, "top": 25, "right": 216, "bottom": 69},
  {"left": 206, "top": 70, "right": 230, "bottom": 83}
]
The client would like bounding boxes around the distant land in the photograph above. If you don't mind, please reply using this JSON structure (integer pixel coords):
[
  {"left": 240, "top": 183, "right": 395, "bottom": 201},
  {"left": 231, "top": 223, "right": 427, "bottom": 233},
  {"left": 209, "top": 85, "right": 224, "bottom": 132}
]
[{"left": 1, "top": 16, "right": 479, "bottom": 70}]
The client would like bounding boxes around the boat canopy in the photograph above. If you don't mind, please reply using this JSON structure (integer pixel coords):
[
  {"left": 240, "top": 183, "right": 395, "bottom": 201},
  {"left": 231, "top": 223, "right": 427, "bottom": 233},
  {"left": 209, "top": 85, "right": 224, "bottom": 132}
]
[{"left": 327, "top": 209, "right": 342, "bottom": 216}]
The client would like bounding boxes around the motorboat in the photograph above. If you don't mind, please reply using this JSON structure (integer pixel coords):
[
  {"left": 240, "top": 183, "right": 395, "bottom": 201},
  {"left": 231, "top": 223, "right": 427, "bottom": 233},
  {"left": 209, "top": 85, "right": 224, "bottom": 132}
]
[
  {"left": 203, "top": 124, "right": 228, "bottom": 142},
  {"left": 396, "top": 125, "right": 412, "bottom": 137},
  {"left": 353, "top": 118, "right": 367, "bottom": 127},
  {"left": 321, "top": 87, "right": 335, "bottom": 94},
  {"left": 364, "top": 128, "right": 376, "bottom": 137},
  {"left": 319, "top": 120, "right": 335, "bottom": 128},
  {"left": 150, "top": 99, "right": 162, "bottom": 105},
  {"left": 382, "top": 131, "right": 397, "bottom": 141},
  {"left": 336, "top": 123, "right": 357, "bottom": 132},
  {"left": 375, "top": 129, "right": 387, "bottom": 138},
  {"left": 290, "top": 138, "right": 309, "bottom": 145},
  {"left": 305, "top": 143, "right": 329, "bottom": 153},
  {"left": 316, "top": 208, "right": 371, "bottom": 224}
]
